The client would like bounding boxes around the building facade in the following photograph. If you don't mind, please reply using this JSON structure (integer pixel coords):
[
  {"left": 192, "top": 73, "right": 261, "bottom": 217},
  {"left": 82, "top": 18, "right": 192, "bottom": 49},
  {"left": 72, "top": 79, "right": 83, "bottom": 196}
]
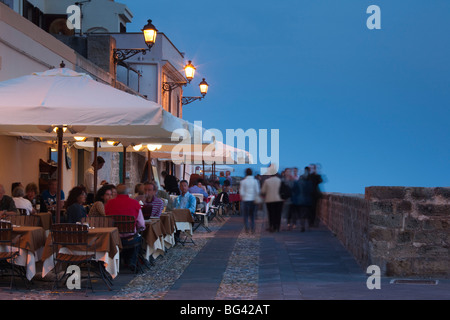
[{"left": 0, "top": 0, "right": 196, "bottom": 196}]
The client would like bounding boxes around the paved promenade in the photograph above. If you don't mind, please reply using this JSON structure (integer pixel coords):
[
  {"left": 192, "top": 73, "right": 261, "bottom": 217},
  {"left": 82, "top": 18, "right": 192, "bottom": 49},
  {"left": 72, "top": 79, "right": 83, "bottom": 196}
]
[
  {"left": 0, "top": 212, "right": 449, "bottom": 301},
  {"left": 164, "top": 214, "right": 450, "bottom": 300}
]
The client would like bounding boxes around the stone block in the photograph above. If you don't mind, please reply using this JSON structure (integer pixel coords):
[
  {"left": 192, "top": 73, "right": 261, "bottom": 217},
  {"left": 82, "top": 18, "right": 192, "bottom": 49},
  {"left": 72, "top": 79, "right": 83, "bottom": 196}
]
[
  {"left": 369, "top": 213, "right": 403, "bottom": 228},
  {"left": 370, "top": 200, "right": 394, "bottom": 214},
  {"left": 433, "top": 187, "right": 450, "bottom": 200},
  {"left": 365, "top": 186, "right": 406, "bottom": 201},
  {"left": 417, "top": 204, "right": 450, "bottom": 217},
  {"left": 409, "top": 187, "right": 435, "bottom": 201},
  {"left": 396, "top": 231, "right": 413, "bottom": 243},
  {"left": 404, "top": 217, "right": 421, "bottom": 231},
  {"left": 385, "top": 259, "right": 413, "bottom": 277},
  {"left": 395, "top": 200, "right": 412, "bottom": 214},
  {"left": 369, "top": 227, "right": 395, "bottom": 242}
]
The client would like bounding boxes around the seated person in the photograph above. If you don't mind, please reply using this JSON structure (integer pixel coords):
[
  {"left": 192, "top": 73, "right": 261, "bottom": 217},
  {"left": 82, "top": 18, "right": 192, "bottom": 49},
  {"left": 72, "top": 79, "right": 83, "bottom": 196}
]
[
  {"left": 188, "top": 179, "right": 209, "bottom": 199},
  {"left": 206, "top": 180, "right": 218, "bottom": 196},
  {"left": 136, "top": 182, "right": 164, "bottom": 219},
  {"left": 0, "top": 184, "right": 17, "bottom": 217},
  {"left": 213, "top": 183, "right": 230, "bottom": 206},
  {"left": 105, "top": 184, "right": 145, "bottom": 272},
  {"left": 174, "top": 180, "right": 197, "bottom": 217},
  {"left": 41, "top": 179, "right": 65, "bottom": 212},
  {"left": 11, "top": 182, "right": 23, "bottom": 195},
  {"left": 133, "top": 183, "right": 144, "bottom": 199},
  {"left": 88, "top": 184, "right": 114, "bottom": 217},
  {"left": 12, "top": 186, "right": 34, "bottom": 215},
  {"left": 64, "top": 186, "right": 88, "bottom": 223},
  {"left": 24, "top": 183, "right": 39, "bottom": 208}
]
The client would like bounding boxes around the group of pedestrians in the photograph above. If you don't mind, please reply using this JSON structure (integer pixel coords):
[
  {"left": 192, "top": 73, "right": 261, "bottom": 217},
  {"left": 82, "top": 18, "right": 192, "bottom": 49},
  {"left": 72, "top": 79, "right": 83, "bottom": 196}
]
[{"left": 239, "top": 163, "right": 324, "bottom": 234}]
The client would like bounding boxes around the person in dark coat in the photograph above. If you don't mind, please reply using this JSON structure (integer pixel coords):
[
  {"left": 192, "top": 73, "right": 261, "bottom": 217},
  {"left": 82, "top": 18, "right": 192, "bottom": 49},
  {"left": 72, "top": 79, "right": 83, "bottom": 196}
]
[
  {"left": 308, "top": 164, "right": 323, "bottom": 227},
  {"left": 64, "top": 186, "right": 88, "bottom": 223},
  {"left": 291, "top": 168, "right": 314, "bottom": 232}
]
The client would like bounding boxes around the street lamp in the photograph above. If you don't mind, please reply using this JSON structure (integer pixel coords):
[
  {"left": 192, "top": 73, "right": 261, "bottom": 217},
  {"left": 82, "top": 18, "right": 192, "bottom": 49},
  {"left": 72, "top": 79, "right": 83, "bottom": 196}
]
[
  {"left": 184, "top": 60, "right": 196, "bottom": 83},
  {"left": 113, "top": 19, "right": 158, "bottom": 64},
  {"left": 162, "top": 60, "right": 198, "bottom": 92},
  {"left": 142, "top": 19, "right": 158, "bottom": 49},
  {"left": 182, "top": 78, "right": 209, "bottom": 105}
]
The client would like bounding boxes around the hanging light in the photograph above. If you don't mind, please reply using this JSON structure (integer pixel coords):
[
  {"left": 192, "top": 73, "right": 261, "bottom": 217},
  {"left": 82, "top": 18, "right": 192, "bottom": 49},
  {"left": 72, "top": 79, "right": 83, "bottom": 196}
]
[
  {"left": 199, "top": 78, "right": 209, "bottom": 96},
  {"left": 184, "top": 60, "right": 196, "bottom": 82},
  {"left": 107, "top": 141, "right": 120, "bottom": 146},
  {"left": 147, "top": 144, "right": 162, "bottom": 151},
  {"left": 74, "top": 136, "right": 87, "bottom": 142},
  {"left": 142, "top": 19, "right": 158, "bottom": 49},
  {"left": 52, "top": 125, "right": 67, "bottom": 133},
  {"left": 133, "top": 144, "right": 143, "bottom": 151}
]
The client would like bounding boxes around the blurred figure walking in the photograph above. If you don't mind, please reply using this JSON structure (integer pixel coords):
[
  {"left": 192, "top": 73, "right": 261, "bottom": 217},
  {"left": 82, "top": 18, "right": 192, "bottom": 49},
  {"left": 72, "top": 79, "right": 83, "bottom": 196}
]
[
  {"left": 239, "top": 168, "right": 260, "bottom": 233},
  {"left": 260, "top": 164, "right": 283, "bottom": 232},
  {"left": 309, "top": 163, "right": 324, "bottom": 227},
  {"left": 291, "top": 167, "right": 314, "bottom": 232}
]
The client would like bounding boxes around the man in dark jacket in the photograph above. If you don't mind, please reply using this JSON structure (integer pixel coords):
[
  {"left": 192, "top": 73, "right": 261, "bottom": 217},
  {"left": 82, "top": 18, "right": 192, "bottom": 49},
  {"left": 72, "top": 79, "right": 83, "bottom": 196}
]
[{"left": 291, "top": 168, "right": 314, "bottom": 232}]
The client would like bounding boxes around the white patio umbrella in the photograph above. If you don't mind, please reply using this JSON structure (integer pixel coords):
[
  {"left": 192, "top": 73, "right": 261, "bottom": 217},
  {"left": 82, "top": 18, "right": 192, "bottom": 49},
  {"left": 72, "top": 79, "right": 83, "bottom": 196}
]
[
  {"left": 0, "top": 68, "right": 191, "bottom": 141},
  {"left": 0, "top": 68, "right": 195, "bottom": 222}
]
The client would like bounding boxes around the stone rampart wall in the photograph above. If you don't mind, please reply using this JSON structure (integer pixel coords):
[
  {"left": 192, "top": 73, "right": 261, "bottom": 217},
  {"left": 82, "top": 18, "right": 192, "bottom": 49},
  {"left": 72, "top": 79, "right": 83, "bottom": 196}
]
[{"left": 318, "top": 187, "right": 450, "bottom": 277}]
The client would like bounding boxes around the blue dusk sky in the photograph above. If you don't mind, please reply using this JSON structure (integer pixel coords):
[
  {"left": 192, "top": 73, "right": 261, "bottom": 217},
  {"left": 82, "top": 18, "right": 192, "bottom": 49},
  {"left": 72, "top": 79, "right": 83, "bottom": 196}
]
[{"left": 127, "top": 0, "right": 450, "bottom": 194}]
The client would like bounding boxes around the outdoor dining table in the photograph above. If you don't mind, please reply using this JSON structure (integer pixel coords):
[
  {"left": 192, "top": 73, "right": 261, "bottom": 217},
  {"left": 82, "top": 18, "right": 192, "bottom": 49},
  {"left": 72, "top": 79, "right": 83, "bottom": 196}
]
[
  {"left": 142, "top": 219, "right": 165, "bottom": 260},
  {"left": 170, "top": 209, "right": 195, "bottom": 236},
  {"left": 41, "top": 227, "right": 122, "bottom": 279},
  {"left": 159, "top": 212, "right": 176, "bottom": 248},
  {"left": 0, "top": 225, "right": 47, "bottom": 281},
  {"left": 228, "top": 193, "right": 242, "bottom": 213},
  {"left": 35, "top": 212, "right": 52, "bottom": 234}
]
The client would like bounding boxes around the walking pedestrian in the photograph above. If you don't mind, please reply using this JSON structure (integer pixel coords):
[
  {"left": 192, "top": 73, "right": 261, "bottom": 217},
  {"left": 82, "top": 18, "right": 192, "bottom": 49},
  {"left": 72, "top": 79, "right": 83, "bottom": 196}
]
[
  {"left": 282, "top": 168, "right": 296, "bottom": 230},
  {"left": 291, "top": 167, "right": 314, "bottom": 232},
  {"left": 309, "top": 163, "right": 323, "bottom": 227},
  {"left": 239, "top": 168, "right": 260, "bottom": 233},
  {"left": 260, "top": 164, "right": 283, "bottom": 232}
]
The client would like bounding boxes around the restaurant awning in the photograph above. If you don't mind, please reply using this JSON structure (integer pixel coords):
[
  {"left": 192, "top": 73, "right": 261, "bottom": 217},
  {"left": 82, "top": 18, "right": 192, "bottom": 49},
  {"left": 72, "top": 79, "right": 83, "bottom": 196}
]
[
  {"left": 0, "top": 68, "right": 204, "bottom": 221},
  {"left": 0, "top": 68, "right": 194, "bottom": 143}
]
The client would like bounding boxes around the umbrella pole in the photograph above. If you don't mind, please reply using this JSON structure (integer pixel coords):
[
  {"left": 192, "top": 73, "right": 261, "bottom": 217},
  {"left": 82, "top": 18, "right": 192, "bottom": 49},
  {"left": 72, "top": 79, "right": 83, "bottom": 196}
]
[
  {"left": 122, "top": 146, "right": 126, "bottom": 184},
  {"left": 93, "top": 138, "right": 99, "bottom": 196},
  {"left": 202, "top": 160, "right": 205, "bottom": 180},
  {"left": 183, "top": 163, "right": 186, "bottom": 180},
  {"left": 147, "top": 150, "right": 152, "bottom": 182},
  {"left": 56, "top": 127, "right": 63, "bottom": 224}
]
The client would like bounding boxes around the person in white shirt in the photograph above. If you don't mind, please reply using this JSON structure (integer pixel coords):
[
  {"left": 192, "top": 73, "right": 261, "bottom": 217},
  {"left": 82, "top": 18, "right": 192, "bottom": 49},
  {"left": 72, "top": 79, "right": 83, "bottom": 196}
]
[
  {"left": 12, "top": 186, "right": 34, "bottom": 215},
  {"left": 84, "top": 156, "right": 107, "bottom": 204},
  {"left": 260, "top": 165, "right": 283, "bottom": 232},
  {"left": 239, "top": 168, "right": 260, "bottom": 233}
]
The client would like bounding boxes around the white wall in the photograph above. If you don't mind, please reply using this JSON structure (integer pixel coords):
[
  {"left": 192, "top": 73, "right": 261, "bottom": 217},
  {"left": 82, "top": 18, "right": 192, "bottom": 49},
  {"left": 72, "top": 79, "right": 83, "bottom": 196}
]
[{"left": 43, "top": 0, "right": 132, "bottom": 33}]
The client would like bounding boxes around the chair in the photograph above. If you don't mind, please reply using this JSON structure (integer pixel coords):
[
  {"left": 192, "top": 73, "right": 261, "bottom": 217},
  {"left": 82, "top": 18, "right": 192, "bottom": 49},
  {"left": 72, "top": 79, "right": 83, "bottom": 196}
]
[
  {"left": 110, "top": 215, "right": 149, "bottom": 273},
  {"left": 17, "top": 209, "right": 28, "bottom": 216},
  {"left": 7, "top": 215, "right": 40, "bottom": 227},
  {"left": 142, "top": 204, "right": 153, "bottom": 220},
  {"left": 205, "top": 196, "right": 221, "bottom": 222},
  {"left": 191, "top": 193, "right": 204, "bottom": 203},
  {"left": 0, "top": 221, "right": 22, "bottom": 289},
  {"left": 192, "top": 197, "right": 211, "bottom": 233},
  {"left": 81, "top": 216, "right": 114, "bottom": 228},
  {"left": 211, "top": 193, "right": 231, "bottom": 219},
  {"left": 50, "top": 223, "right": 97, "bottom": 296}
]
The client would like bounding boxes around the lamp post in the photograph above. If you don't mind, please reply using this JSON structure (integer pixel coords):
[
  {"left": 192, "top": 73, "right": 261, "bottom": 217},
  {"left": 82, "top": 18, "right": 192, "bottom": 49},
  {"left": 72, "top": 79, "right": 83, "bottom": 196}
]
[
  {"left": 182, "top": 78, "right": 209, "bottom": 105},
  {"left": 113, "top": 19, "right": 158, "bottom": 65},
  {"left": 162, "top": 60, "right": 198, "bottom": 113}
]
